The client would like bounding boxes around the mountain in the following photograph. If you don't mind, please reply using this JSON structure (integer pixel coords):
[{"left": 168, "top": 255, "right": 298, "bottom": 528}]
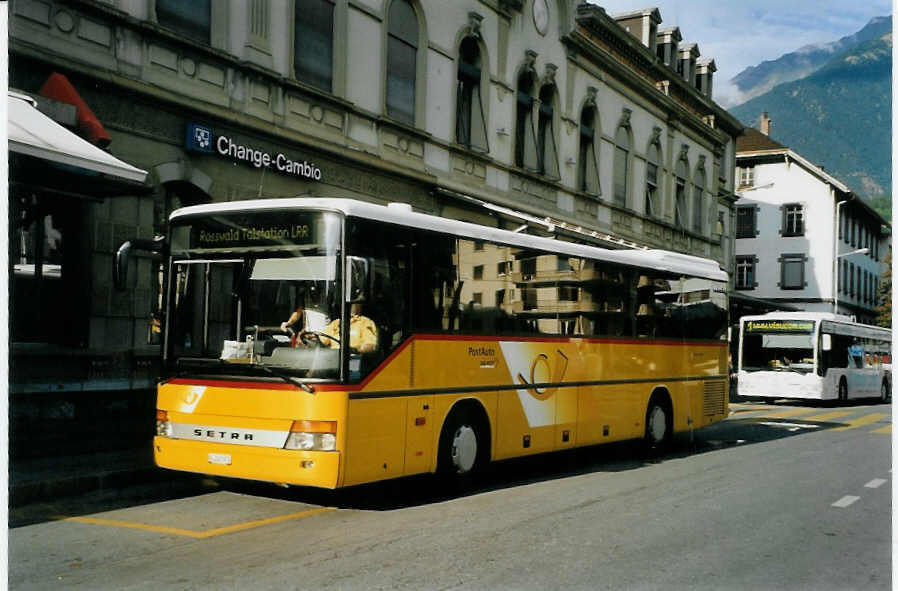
[
  {"left": 729, "top": 16, "right": 891, "bottom": 106},
  {"left": 729, "top": 29, "right": 892, "bottom": 199}
]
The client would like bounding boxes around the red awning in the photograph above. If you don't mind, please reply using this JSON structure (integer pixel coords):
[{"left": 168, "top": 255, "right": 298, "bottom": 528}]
[{"left": 38, "top": 72, "right": 112, "bottom": 148}]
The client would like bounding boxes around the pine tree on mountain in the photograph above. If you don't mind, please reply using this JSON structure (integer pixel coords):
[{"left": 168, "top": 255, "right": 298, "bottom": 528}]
[{"left": 876, "top": 249, "right": 891, "bottom": 328}]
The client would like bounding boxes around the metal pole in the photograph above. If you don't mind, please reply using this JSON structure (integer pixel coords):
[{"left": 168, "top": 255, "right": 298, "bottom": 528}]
[{"left": 833, "top": 200, "right": 845, "bottom": 314}]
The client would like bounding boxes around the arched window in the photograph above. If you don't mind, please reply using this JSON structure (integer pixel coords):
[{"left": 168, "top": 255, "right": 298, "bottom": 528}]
[
  {"left": 613, "top": 126, "right": 630, "bottom": 206},
  {"left": 579, "top": 105, "right": 600, "bottom": 195},
  {"left": 693, "top": 165, "right": 706, "bottom": 233},
  {"left": 675, "top": 156, "right": 688, "bottom": 229},
  {"left": 386, "top": 0, "right": 418, "bottom": 125},
  {"left": 645, "top": 142, "right": 660, "bottom": 216},
  {"left": 294, "top": 0, "right": 335, "bottom": 92},
  {"left": 456, "top": 37, "right": 488, "bottom": 152},
  {"left": 537, "top": 84, "right": 559, "bottom": 178},
  {"left": 514, "top": 69, "right": 537, "bottom": 170}
]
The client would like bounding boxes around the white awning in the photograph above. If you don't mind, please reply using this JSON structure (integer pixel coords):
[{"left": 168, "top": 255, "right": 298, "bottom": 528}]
[{"left": 8, "top": 91, "right": 147, "bottom": 184}]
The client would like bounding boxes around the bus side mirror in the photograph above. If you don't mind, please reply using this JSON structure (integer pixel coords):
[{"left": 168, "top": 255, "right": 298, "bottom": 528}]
[
  {"left": 346, "top": 256, "right": 370, "bottom": 303},
  {"left": 821, "top": 334, "right": 832, "bottom": 351},
  {"left": 114, "top": 237, "right": 165, "bottom": 291}
]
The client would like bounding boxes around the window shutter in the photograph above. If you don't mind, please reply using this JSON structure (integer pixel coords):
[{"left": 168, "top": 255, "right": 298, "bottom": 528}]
[
  {"left": 582, "top": 130, "right": 600, "bottom": 195},
  {"left": 470, "top": 81, "right": 489, "bottom": 153},
  {"left": 521, "top": 94, "right": 539, "bottom": 171},
  {"left": 540, "top": 104, "right": 560, "bottom": 179}
]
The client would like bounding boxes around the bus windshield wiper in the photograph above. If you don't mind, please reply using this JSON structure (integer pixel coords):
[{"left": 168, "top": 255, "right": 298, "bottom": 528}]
[
  {"left": 255, "top": 364, "right": 315, "bottom": 394},
  {"left": 174, "top": 358, "right": 314, "bottom": 392},
  {"left": 176, "top": 357, "right": 229, "bottom": 371}
]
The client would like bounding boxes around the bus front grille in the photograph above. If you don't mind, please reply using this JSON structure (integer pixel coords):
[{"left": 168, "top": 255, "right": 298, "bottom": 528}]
[{"left": 703, "top": 380, "right": 726, "bottom": 417}]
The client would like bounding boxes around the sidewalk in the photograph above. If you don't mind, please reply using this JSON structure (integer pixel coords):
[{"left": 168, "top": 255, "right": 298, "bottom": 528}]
[{"left": 9, "top": 446, "right": 162, "bottom": 507}]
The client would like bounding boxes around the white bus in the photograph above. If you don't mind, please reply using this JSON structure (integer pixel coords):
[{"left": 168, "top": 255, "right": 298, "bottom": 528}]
[{"left": 738, "top": 312, "right": 891, "bottom": 403}]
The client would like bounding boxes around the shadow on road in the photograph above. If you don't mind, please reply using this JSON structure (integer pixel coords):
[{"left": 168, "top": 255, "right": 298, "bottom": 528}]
[{"left": 11, "top": 399, "right": 889, "bottom": 526}]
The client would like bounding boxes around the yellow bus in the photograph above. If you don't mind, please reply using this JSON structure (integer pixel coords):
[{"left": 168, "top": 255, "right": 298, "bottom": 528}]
[{"left": 131, "top": 198, "right": 729, "bottom": 489}]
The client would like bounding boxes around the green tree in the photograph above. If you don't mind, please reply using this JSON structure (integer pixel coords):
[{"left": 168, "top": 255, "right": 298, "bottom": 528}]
[
  {"left": 868, "top": 194, "right": 891, "bottom": 222},
  {"left": 877, "top": 249, "right": 891, "bottom": 328}
]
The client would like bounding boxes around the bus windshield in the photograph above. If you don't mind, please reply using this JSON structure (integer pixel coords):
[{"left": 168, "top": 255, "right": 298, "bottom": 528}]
[
  {"left": 741, "top": 319, "right": 816, "bottom": 373},
  {"left": 165, "top": 210, "right": 343, "bottom": 381}
]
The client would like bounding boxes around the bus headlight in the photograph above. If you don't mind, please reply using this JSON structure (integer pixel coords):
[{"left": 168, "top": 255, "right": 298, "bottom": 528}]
[
  {"left": 156, "top": 410, "right": 173, "bottom": 437},
  {"left": 284, "top": 420, "right": 336, "bottom": 451}
]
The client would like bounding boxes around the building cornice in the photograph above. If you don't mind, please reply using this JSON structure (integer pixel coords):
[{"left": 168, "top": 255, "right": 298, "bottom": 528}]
[{"left": 572, "top": 4, "right": 743, "bottom": 138}]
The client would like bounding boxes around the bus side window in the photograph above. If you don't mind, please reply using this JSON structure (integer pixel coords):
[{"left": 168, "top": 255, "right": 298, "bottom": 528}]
[{"left": 411, "top": 232, "right": 455, "bottom": 334}]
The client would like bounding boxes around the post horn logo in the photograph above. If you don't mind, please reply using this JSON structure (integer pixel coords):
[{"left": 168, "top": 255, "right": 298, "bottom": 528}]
[{"left": 516, "top": 349, "right": 568, "bottom": 400}]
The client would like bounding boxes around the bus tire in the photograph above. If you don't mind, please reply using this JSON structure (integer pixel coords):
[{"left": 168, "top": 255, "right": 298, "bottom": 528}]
[
  {"left": 880, "top": 379, "right": 890, "bottom": 403},
  {"left": 838, "top": 377, "right": 848, "bottom": 404},
  {"left": 437, "top": 403, "right": 489, "bottom": 484},
  {"left": 643, "top": 392, "right": 672, "bottom": 453}
]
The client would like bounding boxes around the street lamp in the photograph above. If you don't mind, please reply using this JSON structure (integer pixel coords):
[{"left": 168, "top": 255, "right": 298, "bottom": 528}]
[{"left": 833, "top": 247, "right": 869, "bottom": 314}]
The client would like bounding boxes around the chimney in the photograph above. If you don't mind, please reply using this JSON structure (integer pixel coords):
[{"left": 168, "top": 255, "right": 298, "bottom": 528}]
[{"left": 760, "top": 112, "right": 771, "bottom": 136}]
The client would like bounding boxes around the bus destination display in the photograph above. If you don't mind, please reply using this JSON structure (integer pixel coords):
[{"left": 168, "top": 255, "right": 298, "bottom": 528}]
[
  {"left": 745, "top": 320, "right": 814, "bottom": 333},
  {"left": 177, "top": 213, "right": 321, "bottom": 250}
]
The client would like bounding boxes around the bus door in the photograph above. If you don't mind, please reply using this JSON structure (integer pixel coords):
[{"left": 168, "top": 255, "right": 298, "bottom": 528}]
[{"left": 404, "top": 394, "right": 434, "bottom": 474}]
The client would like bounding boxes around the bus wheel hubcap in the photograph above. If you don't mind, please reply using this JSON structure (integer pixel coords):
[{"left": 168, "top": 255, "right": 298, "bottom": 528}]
[
  {"left": 648, "top": 407, "right": 666, "bottom": 443},
  {"left": 451, "top": 425, "right": 478, "bottom": 473}
]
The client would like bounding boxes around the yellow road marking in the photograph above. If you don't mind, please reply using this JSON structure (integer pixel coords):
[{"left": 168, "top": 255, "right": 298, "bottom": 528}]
[
  {"left": 830, "top": 413, "right": 888, "bottom": 432},
  {"left": 729, "top": 404, "right": 777, "bottom": 414},
  {"left": 61, "top": 507, "right": 336, "bottom": 539},
  {"left": 802, "top": 410, "right": 853, "bottom": 422},
  {"left": 871, "top": 424, "right": 892, "bottom": 434},
  {"left": 756, "top": 408, "right": 817, "bottom": 419}
]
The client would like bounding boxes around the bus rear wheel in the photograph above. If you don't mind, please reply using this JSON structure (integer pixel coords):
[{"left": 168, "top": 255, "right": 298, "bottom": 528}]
[{"left": 644, "top": 396, "right": 672, "bottom": 453}]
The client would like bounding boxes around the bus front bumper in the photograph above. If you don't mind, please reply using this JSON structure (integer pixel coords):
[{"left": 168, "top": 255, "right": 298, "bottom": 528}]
[
  {"left": 737, "top": 371, "right": 828, "bottom": 400},
  {"left": 154, "top": 436, "right": 341, "bottom": 489}
]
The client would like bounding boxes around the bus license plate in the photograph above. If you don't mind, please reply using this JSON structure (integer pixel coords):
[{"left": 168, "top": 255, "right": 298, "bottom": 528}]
[{"left": 208, "top": 453, "right": 232, "bottom": 465}]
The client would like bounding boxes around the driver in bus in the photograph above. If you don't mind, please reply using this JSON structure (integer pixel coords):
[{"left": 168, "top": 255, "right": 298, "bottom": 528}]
[
  {"left": 319, "top": 304, "right": 378, "bottom": 354},
  {"left": 280, "top": 303, "right": 309, "bottom": 347}
]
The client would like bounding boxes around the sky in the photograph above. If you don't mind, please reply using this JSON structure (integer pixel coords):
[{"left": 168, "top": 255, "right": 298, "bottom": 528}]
[{"left": 588, "top": 0, "right": 893, "bottom": 106}]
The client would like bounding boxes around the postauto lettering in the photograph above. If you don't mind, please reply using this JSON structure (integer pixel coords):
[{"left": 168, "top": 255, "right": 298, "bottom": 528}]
[{"left": 216, "top": 135, "right": 322, "bottom": 180}]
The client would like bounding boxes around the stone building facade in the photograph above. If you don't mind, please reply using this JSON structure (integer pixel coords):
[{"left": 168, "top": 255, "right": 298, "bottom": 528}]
[{"left": 9, "top": 0, "right": 741, "bottom": 393}]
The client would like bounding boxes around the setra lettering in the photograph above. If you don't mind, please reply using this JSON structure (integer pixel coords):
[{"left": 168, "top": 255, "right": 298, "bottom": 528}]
[{"left": 192, "top": 428, "right": 254, "bottom": 441}]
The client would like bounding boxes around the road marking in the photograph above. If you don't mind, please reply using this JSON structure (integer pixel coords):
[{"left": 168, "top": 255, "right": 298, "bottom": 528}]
[
  {"left": 864, "top": 479, "right": 887, "bottom": 489},
  {"left": 757, "top": 421, "right": 820, "bottom": 432},
  {"left": 729, "top": 404, "right": 777, "bottom": 414},
  {"left": 61, "top": 506, "right": 336, "bottom": 539},
  {"left": 832, "top": 495, "right": 860, "bottom": 508},
  {"left": 830, "top": 413, "right": 888, "bottom": 432},
  {"left": 803, "top": 410, "right": 853, "bottom": 422},
  {"left": 871, "top": 425, "right": 891, "bottom": 435},
  {"left": 756, "top": 408, "right": 817, "bottom": 419}
]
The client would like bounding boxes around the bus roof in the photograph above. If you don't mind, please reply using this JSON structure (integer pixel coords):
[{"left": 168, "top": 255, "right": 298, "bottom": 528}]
[
  {"left": 740, "top": 312, "right": 891, "bottom": 335},
  {"left": 170, "top": 197, "right": 728, "bottom": 282}
]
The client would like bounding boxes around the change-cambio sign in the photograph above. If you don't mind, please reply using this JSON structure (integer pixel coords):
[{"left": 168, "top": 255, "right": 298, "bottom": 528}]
[{"left": 186, "top": 123, "right": 322, "bottom": 181}]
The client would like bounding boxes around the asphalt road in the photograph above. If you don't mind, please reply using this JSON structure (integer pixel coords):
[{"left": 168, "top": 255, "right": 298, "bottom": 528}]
[{"left": 8, "top": 400, "right": 892, "bottom": 591}]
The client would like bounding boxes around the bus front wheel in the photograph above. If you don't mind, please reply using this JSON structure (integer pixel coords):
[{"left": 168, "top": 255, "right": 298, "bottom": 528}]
[
  {"left": 838, "top": 378, "right": 848, "bottom": 404},
  {"left": 437, "top": 405, "right": 489, "bottom": 483}
]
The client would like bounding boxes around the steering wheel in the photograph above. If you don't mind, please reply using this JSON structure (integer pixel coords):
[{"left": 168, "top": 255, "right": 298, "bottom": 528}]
[{"left": 300, "top": 331, "right": 340, "bottom": 347}]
